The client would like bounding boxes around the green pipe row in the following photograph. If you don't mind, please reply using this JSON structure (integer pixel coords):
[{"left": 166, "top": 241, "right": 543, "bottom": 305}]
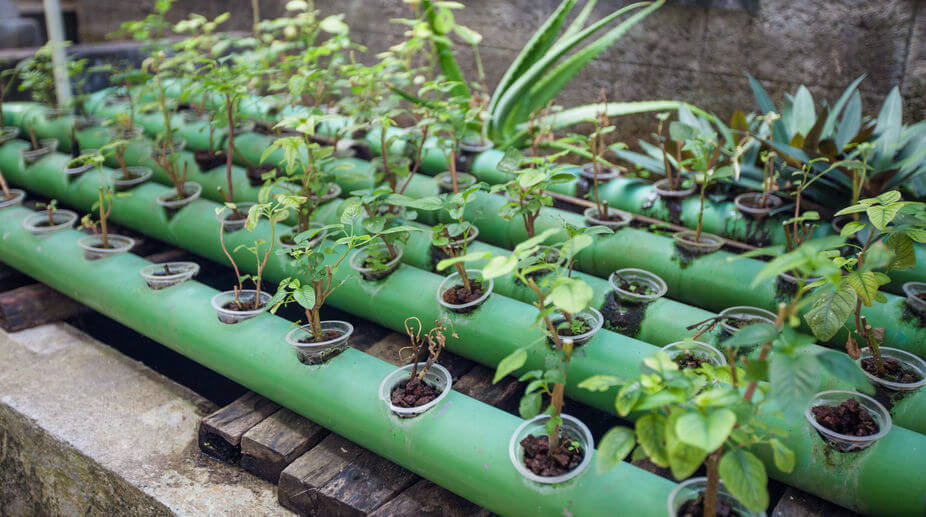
[
  {"left": 3, "top": 141, "right": 925, "bottom": 515},
  {"left": 0, "top": 206, "right": 677, "bottom": 517}
]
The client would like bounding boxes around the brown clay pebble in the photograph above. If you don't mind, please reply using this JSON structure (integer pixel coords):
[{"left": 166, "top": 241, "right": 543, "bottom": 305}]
[
  {"left": 675, "top": 352, "right": 706, "bottom": 370},
  {"left": 391, "top": 377, "right": 440, "bottom": 408},
  {"left": 677, "top": 493, "right": 741, "bottom": 517},
  {"left": 861, "top": 357, "right": 921, "bottom": 385},
  {"left": 442, "top": 281, "right": 484, "bottom": 305},
  {"left": 811, "top": 398, "right": 879, "bottom": 437},
  {"left": 519, "top": 434, "right": 584, "bottom": 477}
]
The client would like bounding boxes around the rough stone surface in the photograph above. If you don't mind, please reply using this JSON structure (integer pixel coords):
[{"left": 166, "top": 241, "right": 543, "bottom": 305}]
[{"left": 0, "top": 322, "right": 289, "bottom": 516}]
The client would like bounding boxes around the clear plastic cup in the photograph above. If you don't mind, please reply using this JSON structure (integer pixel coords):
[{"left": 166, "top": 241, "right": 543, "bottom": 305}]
[
  {"left": 63, "top": 152, "right": 98, "bottom": 177},
  {"left": 435, "top": 171, "right": 477, "bottom": 194},
  {"left": 350, "top": 245, "right": 403, "bottom": 281},
  {"left": 151, "top": 137, "right": 187, "bottom": 160},
  {"left": 140, "top": 262, "right": 200, "bottom": 290},
  {"left": 459, "top": 139, "right": 494, "bottom": 154},
  {"left": 579, "top": 163, "right": 621, "bottom": 181},
  {"left": 156, "top": 182, "right": 202, "bottom": 211},
  {"left": 0, "top": 189, "right": 26, "bottom": 209},
  {"left": 857, "top": 347, "right": 926, "bottom": 392},
  {"left": 661, "top": 341, "right": 727, "bottom": 367},
  {"left": 379, "top": 363, "right": 452, "bottom": 418},
  {"left": 653, "top": 178, "right": 696, "bottom": 198},
  {"left": 805, "top": 390, "right": 891, "bottom": 452},
  {"left": 439, "top": 225, "right": 479, "bottom": 251},
  {"left": 549, "top": 307, "right": 603, "bottom": 346},
  {"left": 608, "top": 268, "right": 668, "bottom": 304},
  {"left": 903, "top": 282, "right": 926, "bottom": 317},
  {"left": 583, "top": 206, "right": 632, "bottom": 230},
  {"left": 22, "top": 210, "right": 78, "bottom": 235},
  {"left": 210, "top": 289, "right": 272, "bottom": 324},
  {"left": 718, "top": 306, "right": 777, "bottom": 335},
  {"left": 111, "top": 166, "right": 154, "bottom": 191},
  {"left": 509, "top": 414, "right": 593, "bottom": 485},
  {"left": 668, "top": 477, "right": 766, "bottom": 517},
  {"left": 734, "top": 192, "right": 782, "bottom": 219},
  {"left": 216, "top": 202, "right": 256, "bottom": 232},
  {"left": 315, "top": 182, "right": 342, "bottom": 204},
  {"left": 20, "top": 139, "right": 59, "bottom": 164},
  {"left": 437, "top": 269, "right": 493, "bottom": 313},
  {"left": 286, "top": 321, "right": 353, "bottom": 365},
  {"left": 673, "top": 230, "right": 723, "bottom": 256},
  {"left": 77, "top": 234, "right": 135, "bottom": 261},
  {"left": 0, "top": 126, "right": 20, "bottom": 144},
  {"left": 280, "top": 223, "right": 328, "bottom": 250},
  {"left": 109, "top": 126, "right": 144, "bottom": 140}
]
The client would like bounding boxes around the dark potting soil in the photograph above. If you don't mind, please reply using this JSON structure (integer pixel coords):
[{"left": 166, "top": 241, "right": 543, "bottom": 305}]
[
  {"left": 194, "top": 150, "right": 225, "bottom": 171},
  {"left": 861, "top": 357, "right": 922, "bottom": 385},
  {"left": 519, "top": 433, "right": 584, "bottom": 477},
  {"left": 675, "top": 352, "right": 707, "bottom": 370},
  {"left": 442, "top": 281, "right": 484, "bottom": 305},
  {"left": 729, "top": 316, "right": 766, "bottom": 329},
  {"left": 297, "top": 329, "right": 342, "bottom": 344},
  {"left": 811, "top": 398, "right": 879, "bottom": 437},
  {"left": 361, "top": 252, "right": 396, "bottom": 271},
  {"left": 554, "top": 316, "right": 591, "bottom": 337},
  {"left": 739, "top": 195, "right": 775, "bottom": 209},
  {"left": 222, "top": 299, "right": 267, "bottom": 312},
  {"left": 616, "top": 277, "right": 656, "bottom": 297},
  {"left": 590, "top": 209, "right": 628, "bottom": 223},
  {"left": 247, "top": 165, "right": 278, "bottom": 187},
  {"left": 225, "top": 209, "right": 247, "bottom": 222},
  {"left": 677, "top": 494, "right": 741, "bottom": 517},
  {"left": 391, "top": 377, "right": 440, "bottom": 408},
  {"left": 917, "top": 292, "right": 926, "bottom": 302}
]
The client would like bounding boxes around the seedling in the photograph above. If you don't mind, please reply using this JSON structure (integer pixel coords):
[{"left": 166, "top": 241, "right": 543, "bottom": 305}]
[
  {"left": 73, "top": 152, "right": 116, "bottom": 249},
  {"left": 493, "top": 148, "right": 574, "bottom": 238},
  {"left": 36, "top": 199, "right": 59, "bottom": 227},
  {"left": 215, "top": 202, "right": 283, "bottom": 311},
  {"left": 395, "top": 316, "right": 456, "bottom": 406}
]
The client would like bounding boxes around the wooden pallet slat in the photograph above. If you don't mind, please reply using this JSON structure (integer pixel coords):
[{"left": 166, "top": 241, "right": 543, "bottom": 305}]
[
  {"left": 198, "top": 391, "right": 281, "bottom": 463},
  {"left": 241, "top": 408, "right": 329, "bottom": 483}
]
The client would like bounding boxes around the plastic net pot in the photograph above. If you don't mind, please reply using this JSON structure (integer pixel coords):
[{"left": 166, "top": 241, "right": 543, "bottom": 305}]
[
  {"left": 315, "top": 182, "right": 342, "bottom": 204},
  {"left": 350, "top": 245, "right": 403, "bottom": 281},
  {"left": 579, "top": 163, "right": 621, "bottom": 182},
  {"left": 111, "top": 166, "right": 154, "bottom": 191},
  {"left": 74, "top": 114, "right": 102, "bottom": 130},
  {"left": 437, "top": 269, "right": 493, "bottom": 314},
  {"left": 77, "top": 235, "right": 134, "bottom": 261},
  {"left": 151, "top": 137, "right": 187, "bottom": 161},
  {"left": 285, "top": 321, "right": 353, "bottom": 365},
  {"left": 140, "top": 262, "right": 200, "bottom": 290},
  {"left": 857, "top": 347, "right": 926, "bottom": 392},
  {"left": 109, "top": 126, "right": 144, "bottom": 140},
  {"left": 608, "top": 268, "right": 667, "bottom": 304},
  {"left": 0, "top": 189, "right": 26, "bottom": 209},
  {"left": 63, "top": 155, "right": 97, "bottom": 177},
  {"left": 280, "top": 223, "right": 327, "bottom": 250},
  {"left": 0, "top": 126, "right": 20, "bottom": 144},
  {"left": 734, "top": 192, "right": 782, "bottom": 219},
  {"left": 23, "top": 210, "right": 78, "bottom": 235},
  {"left": 583, "top": 206, "right": 632, "bottom": 230},
  {"left": 903, "top": 282, "right": 926, "bottom": 318},
  {"left": 668, "top": 477, "right": 766, "bottom": 517},
  {"left": 509, "top": 414, "right": 593, "bottom": 485},
  {"left": 653, "top": 178, "right": 696, "bottom": 198},
  {"left": 210, "top": 289, "right": 271, "bottom": 324},
  {"left": 44, "top": 107, "right": 72, "bottom": 118},
  {"left": 661, "top": 341, "right": 727, "bottom": 368},
  {"left": 718, "top": 306, "right": 777, "bottom": 335},
  {"left": 805, "top": 390, "right": 891, "bottom": 452},
  {"left": 20, "top": 139, "right": 58, "bottom": 164},
  {"left": 549, "top": 307, "right": 603, "bottom": 347},
  {"left": 439, "top": 225, "right": 479, "bottom": 253},
  {"left": 379, "top": 363, "right": 452, "bottom": 418},
  {"left": 673, "top": 230, "right": 723, "bottom": 256},
  {"left": 457, "top": 139, "right": 494, "bottom": 173},
  {"left": 156, "top": 182, "right": 202, "bottom": 212},
  {"left": 435, "top": 171, "right": 477, "bottom": 194},
  {"left": 216, "top": 203, "right": 256, "bottom": 233}
]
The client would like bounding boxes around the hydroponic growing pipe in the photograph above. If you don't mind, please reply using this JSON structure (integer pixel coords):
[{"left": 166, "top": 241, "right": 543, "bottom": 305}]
[
  {"left": 0, "top": 208, "right": 676, "bottom": 517},
  {"left": 3, "top": 142, "right": 925, "bottom": 515}
]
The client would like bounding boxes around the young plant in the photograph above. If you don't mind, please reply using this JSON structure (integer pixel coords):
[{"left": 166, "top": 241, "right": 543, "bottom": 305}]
[
  {"left": 585, "top": 92, "right": 617, "bottom": 219},
  {"left": 215, "top": 202, "right": 285, "bottom": 311},
  {"left": 396, "top": 316, "right": 457, "bottom": 403},
  {"left": 36, "top": 199, "right": 59, "bottom": 227},
  {"left": 493, "top": 148, "right": 575, "bottom": 238},
  {"left": 73, "top": 152, "right": 116, "bottom": 248},
  {"left": 347, "top": 188, "right": 416, "bottom": 263}
]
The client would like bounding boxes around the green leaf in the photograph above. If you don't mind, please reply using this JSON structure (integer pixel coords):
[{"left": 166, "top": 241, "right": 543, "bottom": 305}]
[
  {"left": 292, "top": 285, "right": 316, "bottom": 310},
  {"left": 720, "top": 449, "right": 769, "bottom": 513},
  {"left": 816, "top": 349, "right": 869, "bottom": 388},
  {"left": 790, "top": 85, "right": 816, "bottom": 137},
  {"left": 496, "top": 147, "right": 523, "bottom": 173},
  {"left": 578, "top": 375, "right": 622, "bottom": 392},
  {"left": 596, "top": 426, "right": 635, "bottom": 473},
  {"left": 846, "top": 271, "right": 888, "bottom": 307},
  {"left": 635, "top": 413, "right": 668, "bottom": 468},
  {"left": 665, "top": 411, "right": 708, "bottom": 480},
  {"left": 840, "top": 220, "right": 866, "bottom": 238},
  {"left": 675, "top": 409, "right": 735, "bottom": 453},
  {"left": 769, "top": 438, "right": 796, "bottom": 473},
  {"left": 769, "top": 352, "right": 819, "bottom": 416},
  {"left": 885, "top": 232, "right": 916, "bottom": 272},
  {"left": 549, "top": 278, "right": 593, "bottom": 314},
  {"left": 519, "top": 391, "right": 542, "bottom": 419},
  {"left": 804, "top": 281, "right": 857, "bottom": 341},
  {"left": 720, "top": 323, "right": 779, "bottom": 349},
  {"left": 482, "top": 255, "right": 517, "bottom": 279},
  {"left": 867, "top": 204, "right": 901, "bottom": 230},
  {"left": 453, "top": 25, "right": 482, "bottom": 45},
  {"left": 615, "top": 381, "right": 641, "bottom": 416},
  {"left": 834, "top": 91, "right": 861, "bottom": 151},
  {"left": 493, "top": 347, "right": 527, "bottom": 383},
  {"left": 744, "top": 360, "right": 769, "bottom": 382}
]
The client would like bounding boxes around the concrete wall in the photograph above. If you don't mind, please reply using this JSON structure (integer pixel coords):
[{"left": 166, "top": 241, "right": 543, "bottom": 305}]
[{"left": 75, "top": 0, "right": 925, "bottom": 140}]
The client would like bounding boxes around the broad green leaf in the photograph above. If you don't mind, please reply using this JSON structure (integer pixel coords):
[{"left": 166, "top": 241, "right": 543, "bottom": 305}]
[
  {"left": 635, "top": 413, "right": 668, "bottom": 468},
  {"left": 769, "top": 438, "right": 796, "bottom": 473},
  {"left": 292, "top": 285, "right": 316, "bottom": 309},
  {"left": 866, "top": 203, "right": 901, "bottom": 230},
  {"left": 675, "top": 409, "right": 735, "bottom": 452},
  {"left": 885, "top": 232, "right": 915, "bottom": 272},
  {"left": 769, "top": 352, "right": 819, "bottom": 416},
  {"left": 791, "top": 85, "right": 816, "bottom": 137},
  {"left": 596, "top": 426, "right": 635, "bottom": 473},
  {"left": 493, "top": 347, "right": 527, "bottom": 383},
  {"left": 319, "top": 15, "right": 349, "bottom": 35},
  {"left": 665, "top": 411, "right": 708, "bottom": 479},
  {"left": 834, "top": 91, "right": 861, "bottom": 151},
  {"left": 816, "top": 349, "right": 870, "bottom": 388},
  {"left": 840, "top": 220, "right": 866, "bottom": 238},
  {"left": 615, "top": 381, "right": 641, "bottom": 416},
  {"left": 482, "top": 255, "right": 517, "bottom": 279},
  {"left": 804, "top": 281, "right": 857, "bottom": 341},
  {"left": 578, "top": 375, "right": 622, "bottom": 392},
  {"left": 846, "top": 271, "right": 888, "bottom": 306},
  {"left": 719, "top": 449, "right": 769, "bottom": 513},
  {"left": 519, "top": 391, "right": 542, "bottom": 419},
  {"left": 496, "top": 147, "right": 523, "bottom": 173},
  {"left": 550, "top": 277, "right": 594, "bottom": 314},
  {"left": 721, "top": 322, "right": 779, "bottom": 349}
]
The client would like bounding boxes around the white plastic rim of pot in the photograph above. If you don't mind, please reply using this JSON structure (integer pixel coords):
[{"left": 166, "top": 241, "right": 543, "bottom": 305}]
[
  {"left": 653, "top": 178, "right": 696, "bottom": 198},
  {"left": 349, "top": 245, "right": 404, "bottom": 281},
  {"left": 216, "top": 202, "right": 257, "bottom": 232},
  {"left": 63, "top": 150, "right": 98, "bottom": 176},
  {"left": 139, "top": 262, "right": 200, "bottom": 290},
  {"left": 734, "top": 192, "right": 782, "bottom": 219},
  {"left": 0, "top": 189, "right": 26, "bottom": 209},
  {"left": 902, "top": 282, "right": 926, "bottom": 316},
  {"left": 74, "top": 114, "right": 102, "bottom": 130},
  {"left": 152, "top": 137, "right": 188, "bottom": 160},
  {"left": 44, "top": 106, "right": 72, "bottom": 118},
  {"left": 805, "top": 390, "right": 891, "bottom": 452},
  {"left": 210, "top": 289, "right": 272, "bottom": 324},
  {"left": 434, "top": 171, "right": 477, "bottom": 193},
  {"left": 608, "top": 268, "right": 668, "bottom": 304},
  {"left": 0, "top": 126, "right": 21, "bottom": 144},
  {"left": 180, "top": 110, "right": 211, "bottom": 123},
  {"left": 156, "top": 182, "right": 202, "bottom": 210},
  {"left": 509, "top": 413, "right": 594, "bottom": 485},
  {"left": 20, "top": 139, "right": 59, "bottom": 164},
  {"left": 550, "top": 307, "right": 604, "bottom": 346},
  {"left": 316, "top": 182, "right": 342, "bottom": 204},
  {"left": 285, "top": 321, "right": 354, "bottom": 363},
  {"left": 673, "top": 230, "right": 723, "bottom": 255},
  {"left": 857, "top": 347, "right": 926, "bottom": 392},
  {"left": 459, "top": 139, "right": 494, "bottom": 154},
  {"left": 668, "top": 477, "right": 766, "bottom": 517},
  {"left": 442, "top": 225, "right": 480, "bottom": 251},
  {"left": 22, "top": 209, "right": 78, "bottom": 235},
  {"left": 379, "top": 362, "right": 452, "bottom": 419},
  {"left": 718, "top": 306, "right": 778, "bottom": 335},
  {"left": 661, "top": 341, "right": 727, "bottom": 367},
  {"left": 779, "top": 271, "right": 822, "bottom": 289},
  {"left": 579, "top": 163, "right": 621, "bottom": 181},
  {"left": 280, "top": 223, "right": 328, "bottom": 249},
  {"left": 77, "top": 235, "right": 135, "bottom": 260},
  {"left": 436, "top": 269, "right": 494, "bottom": 313},
  {"left": 583, "top": 206, "right": 632, "bottom": 230},
  {"left": 111, "top": 166, "right": 154, "bottom": 190}
]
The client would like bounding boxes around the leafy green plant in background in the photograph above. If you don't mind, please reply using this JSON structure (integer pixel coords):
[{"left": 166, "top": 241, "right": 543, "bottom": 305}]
[
  {"left": 215, "top": 201, "right": 285, "bottom": 311},
  {"left": 493, "top": 148, "right": 575, "bottom": 238}
]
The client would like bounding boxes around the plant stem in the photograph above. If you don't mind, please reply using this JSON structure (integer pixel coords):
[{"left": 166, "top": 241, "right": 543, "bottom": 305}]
[
  {"left": 224, "top": 93, "right": 235, "bottom": 203},
  {"left": 703, "top": 448, "right": 722, "bottom": 517},
  {"left": 98, "top": 188, "right": 109, "bottom": 249},
  {"left": 860, "top": 315, "right": 886, "bottom": 376},
  {"left": 696, "top": 181, "right": 706, "bottom": 242},
  {"left": 449, "top": 149, "right": 459, "bottom": 193},
  {"left": 0, "top": 171, "right": 10, "bottom": 199}
]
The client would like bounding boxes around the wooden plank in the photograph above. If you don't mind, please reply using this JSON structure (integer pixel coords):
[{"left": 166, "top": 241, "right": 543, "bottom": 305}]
[
  {"left": 454, "top": 364, "right": 522, "bottom": 413},
  {"left": 370, "top": 479, "right": 490, "bottom": 517},
  {"left": 278, "top": 434, "right": 365, "bottom": 514},
  {"left": 198, "top": 391, "right": 280, "bottom": 463},
  {"left": 0, "top": 283, "right": 86, "bottom": 332},
  {"left": 240, "top": 408, "right": 329, "bottom": 483}
]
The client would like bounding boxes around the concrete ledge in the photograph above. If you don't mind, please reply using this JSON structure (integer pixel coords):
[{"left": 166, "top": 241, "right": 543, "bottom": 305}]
[{"left": 0, "top": 322, "right": 289, "bottom": 516}]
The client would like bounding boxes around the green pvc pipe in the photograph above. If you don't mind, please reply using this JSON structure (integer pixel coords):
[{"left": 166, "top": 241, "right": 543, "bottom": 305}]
[
  {"left": 4, "top": 142, "right": 926, "bottom": 514},
  {"left": 0, "top": 207, "right": 676, "bottom": 516}
]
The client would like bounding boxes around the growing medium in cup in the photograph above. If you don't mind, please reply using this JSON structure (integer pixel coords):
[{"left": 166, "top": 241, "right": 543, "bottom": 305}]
[
  {"left": 380, "top": 317, "right": 454, "bottom": 418},
  {"left": 806, "top": 390, "right": 890, "bottom": 452}
]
